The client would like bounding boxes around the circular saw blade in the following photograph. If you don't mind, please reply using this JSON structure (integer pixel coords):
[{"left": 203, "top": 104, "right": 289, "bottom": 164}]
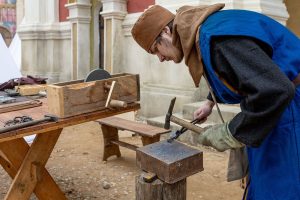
[{"left": 84, "top": 69, "right": 111, "bottom": 82}]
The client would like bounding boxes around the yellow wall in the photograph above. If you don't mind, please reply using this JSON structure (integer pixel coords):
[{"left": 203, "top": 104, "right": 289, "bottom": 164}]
[{"left": 285, "top": 0, "right": 300, "bottom": 37}]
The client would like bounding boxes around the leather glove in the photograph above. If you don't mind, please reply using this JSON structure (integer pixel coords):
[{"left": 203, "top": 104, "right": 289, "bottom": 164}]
[
  {"left": 227, "top": 147, "right": 249, "bottom": 182},
  {"left": 197, "top": 121, "right": 244, "bottom": 152}
]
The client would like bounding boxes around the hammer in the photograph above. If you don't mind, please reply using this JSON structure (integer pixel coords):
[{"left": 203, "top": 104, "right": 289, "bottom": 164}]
[
  {"left": 0, "top": 115, "right": 58, "bottom": 134},
  {"left": 164, "top": 98, "right": 204, "bottom": 142}
]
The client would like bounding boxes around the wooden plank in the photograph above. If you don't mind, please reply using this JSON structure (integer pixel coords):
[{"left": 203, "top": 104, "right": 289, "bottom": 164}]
[
  {"left": 0, "top": 101, "right": 140, "bottom": 143},
  {"left": 0, "top": 100, "right": 42, "bottom": 114},
  {"left": 0, "top": 155, "right": 17, "bottom": 178},
  {"left": 47, "top": 73, "right": 140, "bottom": 118},
  {"left": 0, "top": 99, "right": 46, "bottom": 124},
  {"left": 97, "top": 117, "right": 170, "bottom": 137},
  {"left": 46, "top": 84, "right": 64, "bottom": 118},
  {"left": 48, "top": 79, "right": 82, "bottom": 86},
  {"left": 15, "top": 84, "right": 47, "bottom": 96},
  {"left": 4, "top": 129, "right": 65, "bottom": 200}
]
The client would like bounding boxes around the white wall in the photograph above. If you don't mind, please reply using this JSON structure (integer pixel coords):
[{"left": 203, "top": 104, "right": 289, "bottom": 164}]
[{"left": 18, "top": 0, "right": 71, "bottom": 83}]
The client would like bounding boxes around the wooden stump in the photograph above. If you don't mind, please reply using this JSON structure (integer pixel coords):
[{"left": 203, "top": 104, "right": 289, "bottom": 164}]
[{"left": 136, "top": 174, "right": 186, "bottom": 200}]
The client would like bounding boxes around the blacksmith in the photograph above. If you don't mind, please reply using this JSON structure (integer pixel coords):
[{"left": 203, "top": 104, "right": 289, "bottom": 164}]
[{"left": 131, "top": 4, "right": 300, "bottom": 200}]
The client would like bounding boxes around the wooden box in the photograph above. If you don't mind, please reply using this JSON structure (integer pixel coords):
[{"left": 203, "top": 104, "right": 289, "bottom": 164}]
[
  {"left": 47, "top": 73, "right": 140, "bottom": 118},
  {"left": 136, "top": 140, "right": 203, "bottom": 184}
]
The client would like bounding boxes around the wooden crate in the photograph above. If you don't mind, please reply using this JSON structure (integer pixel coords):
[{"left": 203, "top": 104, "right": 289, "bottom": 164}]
[{"left": 47, "top": 73, "right": 140, "bottom": 118}]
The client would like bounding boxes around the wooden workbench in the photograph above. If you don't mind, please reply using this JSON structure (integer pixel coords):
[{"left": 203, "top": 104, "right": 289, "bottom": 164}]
[{"left": 0, "top": 99, "right": 140, "bottom": 199}]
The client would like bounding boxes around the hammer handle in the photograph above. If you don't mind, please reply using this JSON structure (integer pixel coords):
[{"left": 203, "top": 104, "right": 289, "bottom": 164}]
[
  {"left": 110, "top": 99, "right": 127, "bottom": 108},
  {"left": 170, "top": 115, "right": 203, "bottom": 133},
  {"left": 180, "top": 118, "right": 206, "bottom": 133}
]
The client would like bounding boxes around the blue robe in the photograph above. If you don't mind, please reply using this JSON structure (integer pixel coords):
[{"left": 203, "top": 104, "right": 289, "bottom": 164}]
[{"left": 199, "top": 10, "right": 300, "bottom": 200}]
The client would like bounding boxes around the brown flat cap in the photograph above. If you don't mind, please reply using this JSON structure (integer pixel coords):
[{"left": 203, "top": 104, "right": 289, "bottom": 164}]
[{"left": 131, "top": 5, "right": 175, "bottom": 52}]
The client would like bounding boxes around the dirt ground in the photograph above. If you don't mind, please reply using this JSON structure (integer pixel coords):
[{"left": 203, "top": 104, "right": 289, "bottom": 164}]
[{"left": 0, "top": 121, "right": 244, "bottom": 200}]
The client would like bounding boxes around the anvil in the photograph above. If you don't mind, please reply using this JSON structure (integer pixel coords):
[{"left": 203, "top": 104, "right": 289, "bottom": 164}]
[{"left": 136, "top": 140, "right": 203, "bottom": 184}]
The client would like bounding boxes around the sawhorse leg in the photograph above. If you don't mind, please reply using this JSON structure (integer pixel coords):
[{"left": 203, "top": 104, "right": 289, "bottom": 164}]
[
  {"left": 101, "top": 124, "right": 121, "bottom": 161},
  {"left": 0, "top": 129, "right": 67, "bottom": 200}
]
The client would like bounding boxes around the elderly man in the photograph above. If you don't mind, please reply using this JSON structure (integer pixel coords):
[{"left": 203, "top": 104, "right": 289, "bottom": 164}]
[{"left": 131, "top": 3, "right": 300, "bottom": 200}]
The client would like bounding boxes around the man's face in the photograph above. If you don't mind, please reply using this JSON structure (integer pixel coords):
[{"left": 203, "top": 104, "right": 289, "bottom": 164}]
[{"left": 149, "top": 26, "right": 183, "bottom": 63}]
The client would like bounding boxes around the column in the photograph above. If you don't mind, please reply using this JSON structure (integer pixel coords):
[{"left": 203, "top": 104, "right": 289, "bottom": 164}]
[
  {"left": 16, "top": 0, "right": 25, "bottom": 26},
  {"left": 66, "top": 0, "right": 91, "bottom": 80},
  {"left": 100, "top": 0, "right": 127, "bottom": 74},
  {"left": 18, "top": 0, "right": 72, "bottom": 83}
]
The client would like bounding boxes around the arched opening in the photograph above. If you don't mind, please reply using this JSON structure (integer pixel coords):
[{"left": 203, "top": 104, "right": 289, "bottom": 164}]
[{"left": 0, "top": 25, "right": 12, "bottom": 46}]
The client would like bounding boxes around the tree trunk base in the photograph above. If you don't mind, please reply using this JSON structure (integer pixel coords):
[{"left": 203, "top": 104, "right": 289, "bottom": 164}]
[{"left": 136, "top": 174, "right": 186, "bottom": 200}]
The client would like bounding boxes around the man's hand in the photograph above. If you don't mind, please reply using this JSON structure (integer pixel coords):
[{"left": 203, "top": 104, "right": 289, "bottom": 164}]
[
  {"left": 193, "top": 100, "right": 215, "bottom": 122},
  {"left": 197, "top": 121, "right": 244, "bottom": 152}
]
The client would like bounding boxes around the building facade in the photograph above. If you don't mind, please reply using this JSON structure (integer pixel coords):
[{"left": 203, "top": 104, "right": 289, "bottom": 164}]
[{"left": 17, "top": 0, "right": 299, "bottom": 118}]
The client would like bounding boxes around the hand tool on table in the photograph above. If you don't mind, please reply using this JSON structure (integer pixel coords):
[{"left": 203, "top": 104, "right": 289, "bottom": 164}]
[
  {"left": 0, "top": 96, "right": 16, "bottom": 104},
  {"left": 0, "top": 114, "right": 58, "bottom": 133},
  {"left": 164, "top": 97, "right": 205, "bottom": 143},
  {"left": 4, "top": 89, "right": 20, "bottom": 97},
  {"left": 4, "top": 116, "right": 33, "bottom": 127}
]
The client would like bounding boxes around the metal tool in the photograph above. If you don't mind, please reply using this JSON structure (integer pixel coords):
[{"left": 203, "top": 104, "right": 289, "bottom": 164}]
[
  {"left": 0, "top": 115, "right": 58, "bottom": 133},
  {"left": 164, "top": 97, "right": 204, "bottom": 143},
  {"left": 4, "top": 89, "right": 20, "bottom": 97},
  {"left": 84, "top": 68, "right": 112, "bottom": 82},
  {"left": 0, "top": 96, "right": 16, "bottom": 104},
  {"left": 4, "top": 116, "right": 33, "bottom": 127}
]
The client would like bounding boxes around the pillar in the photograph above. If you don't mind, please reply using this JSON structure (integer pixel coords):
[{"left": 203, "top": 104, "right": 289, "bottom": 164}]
[
  {"left": 66, "top": 0, "right": 91, "bottom": 80},
  {"left": 100, "top": 0, "right": 127, "bottom": 74}
]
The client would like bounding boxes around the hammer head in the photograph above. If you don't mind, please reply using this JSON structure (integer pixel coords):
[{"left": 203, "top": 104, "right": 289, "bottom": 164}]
[
  {"left": 164, "top": 97, "right": 176, "bottom": 129},
  {"left": 44, "top": 114, "right": 59, "bottom": 122}
]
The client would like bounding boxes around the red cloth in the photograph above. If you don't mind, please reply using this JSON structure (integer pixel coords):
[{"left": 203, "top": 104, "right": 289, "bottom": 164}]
[{"left": 0, "top": 75, "right": 47, "bottom": 91}]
